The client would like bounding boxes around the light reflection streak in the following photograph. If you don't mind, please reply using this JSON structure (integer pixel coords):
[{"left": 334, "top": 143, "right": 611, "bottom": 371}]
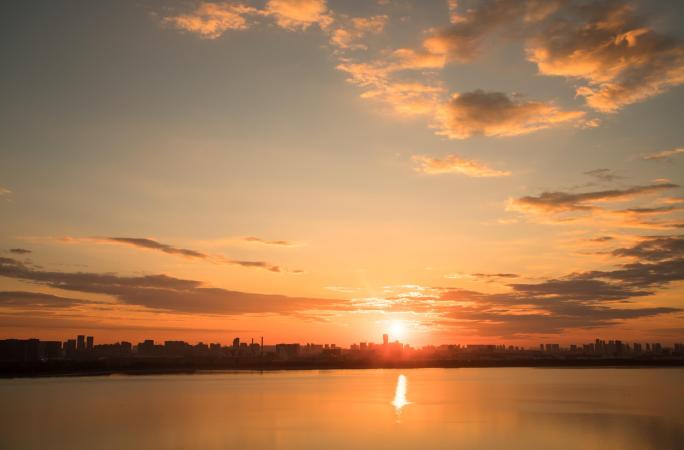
[{"left": 391, "top": 374, "right": 410, "bottom": 418}]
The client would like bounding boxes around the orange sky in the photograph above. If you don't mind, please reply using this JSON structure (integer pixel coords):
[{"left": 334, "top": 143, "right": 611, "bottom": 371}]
[{"left": 1, "top": 0, "right": 683, "bottom": 346}]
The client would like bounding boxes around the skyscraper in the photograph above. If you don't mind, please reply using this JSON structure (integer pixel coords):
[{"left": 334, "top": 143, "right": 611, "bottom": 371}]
[
  {"left": 77, "top": 335, "right": 85, "bottom": 352},
  {"left": 86, "top": 336, "right": 94, "bottom": 351},
  {"left": 383, "top": 334, "right": 389, "bottom": 346}
]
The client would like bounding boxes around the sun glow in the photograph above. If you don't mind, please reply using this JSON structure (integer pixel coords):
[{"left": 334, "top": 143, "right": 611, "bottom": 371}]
[{"left": 389, "top": 320, "right": 406, "bottom": 341}]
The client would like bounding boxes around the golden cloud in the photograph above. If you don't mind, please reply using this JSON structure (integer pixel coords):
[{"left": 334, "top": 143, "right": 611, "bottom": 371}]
[
  {"left": 526, "top": 2, "right": 684, "bottom": 112},
  {"left": 163, "top": 2, "right": 259, "bottom": 39},
  {"left": 336, "top": 61, "right": 444, "bottom": 116},
  {"left": 436, "top": 90, "right": 585, "bottom": 139},
  {"left": 412, "top": 154, "right": 511, "bottom": 177},
  {"left": 507, "top": 182, "right": 683, "bottom": 229},
  {"left": 643, "top": 147, "right": 684, "bottom": 161},
  {"left": 329, "top": 15, "right": 387, "bottom": 50},
  {"left": 266, "top": 0, "right": 332, "bottom": 31}
]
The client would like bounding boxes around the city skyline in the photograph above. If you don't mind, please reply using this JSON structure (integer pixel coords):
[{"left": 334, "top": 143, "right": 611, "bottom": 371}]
[
  {"left": 3, "top": 332, "right": 683, "bottom": 353},
  {"left": 4, "top": 332, "right": 684, "bottom": 377},
  {"left": 1, "top": 0, "right": 684, "bottom": 346}
]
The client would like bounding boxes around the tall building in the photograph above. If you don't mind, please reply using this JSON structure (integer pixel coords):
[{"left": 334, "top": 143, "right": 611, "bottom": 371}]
[
  {"left": 42, "top": 341, "right": 62, "bottom": 359},
  {"left": 86, "top": 336, "right": 94, "bottom": 351},
  {"left": 275, "top": 343, "right": 300, "bottom": 359},
  {"left": 64, "top": 339, "right": 77, "bottom": 357},
  {"left": 383, "top": 334, "right": 389, "bottom": 346},
  {"left": 137, "top": 340, "right": 156, "bottom": 357},
  {"left": 232, "top": 337, "right": 240, "bottom": 349},
  {"left": 77, "top": 335, "right": 85, "bottom": 352}
]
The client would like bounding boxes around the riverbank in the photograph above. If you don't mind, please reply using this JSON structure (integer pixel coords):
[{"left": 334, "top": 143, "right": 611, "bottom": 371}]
[{"left": 3, "top": 357, "right": 684, "bottom": 378}]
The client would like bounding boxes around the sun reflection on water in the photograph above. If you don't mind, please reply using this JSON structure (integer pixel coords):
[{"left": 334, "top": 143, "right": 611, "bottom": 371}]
[{"left": 391, "top": 374, "right": 410, "bottom": 417}]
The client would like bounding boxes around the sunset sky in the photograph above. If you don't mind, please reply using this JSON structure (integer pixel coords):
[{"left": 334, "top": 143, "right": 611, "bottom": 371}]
[{"left": 1, "top": 0, "right": 683, "bottom": 346}]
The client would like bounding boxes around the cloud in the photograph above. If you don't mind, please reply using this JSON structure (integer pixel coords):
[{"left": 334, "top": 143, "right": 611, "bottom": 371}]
[
  {"left": 611, "top": 235, "right": 684, "bottom": 261},
  {"left": 418, "top": 0, "right": 684, "bottom": 113},
  {"left": 426, "top": 0, "right": 562, "bottom": 62},
  {"left": 588, "top": 236, "right": 614, "bottom": 242},
  {"left": 242, "top": 236, "right": 299, "bottom": 247},
  {"left": 40, "top": 236, "right": 295, "bottom": 273},
  {"left": 508, "top": 182, "right": 683, "bottom": 229},
  {"left": 380, "top": 235, "right": 683, "bottom": 337},
  {"left": 161, "top": 0, "right": 684, "bottom": 139},
  {"left": 2, "top": 234, "right": 682, "bottom": 337},
  {"left": 330, "top": 15, "right": 388, "bottom": 50},
  {"left": 163, "top": 2, "right": 259, "bottom": 39},
  {"left": 643, "top": 147, "right": 684, "bottom": 161},
  {"left": 526, "top": 1, "right": 684, "bottom": 112},
  {"left": 0, "top": 186, "right": 11, "bottom": 197},
  {"left": 224, "top": 259, "right": 285, "bottom": 273},
  {"left": 265, "top": 0, "right": 332, "bottom": 31},
  {"left": 584, "top": 168, "right": 623, "bottom": 182},
  {"left": 472, "top": 273, "right": 520, "bottom": 279},
  {"left": 390, "top": 47, "right": 447, "bottom": 71},
  {"left": 8, "top": 248, "right": 31, "bottom": 255},
  {"left": 103, "top": 237, "right": 207, "bottom": 258},
  {"left": 105, "top": 237, "right": 296, "bottom": 272},
  {"left": 0, "top": 312, "right": 250, "bottom": 334},
  {"left": 436, "top": 90, "right": 585, "bottom": 139},
  {"left": 0, "top": 257, "right": 346, "bottom": 315},
  {"left": 412, "top": 154, "right": 511, "bottom": 177},
  {"left": 510, "top": 183, "right": 679, "bottom": 213},
  {"left": 447, "top": 0, "right": 461, "bottom": 24},
  {"left": 0, "top": 291, "right": 100, "bottom": 309},
  {"left": 335, "top": 60, "right": 444, "bottom": 116},
  {"left": 163, "top": 0, "right": 332, "bottom": 38}
]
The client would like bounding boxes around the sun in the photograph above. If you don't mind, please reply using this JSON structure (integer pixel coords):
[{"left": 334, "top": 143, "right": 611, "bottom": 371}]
[{"left": 389, "top": 320, "right": 406, "bottom": 341}]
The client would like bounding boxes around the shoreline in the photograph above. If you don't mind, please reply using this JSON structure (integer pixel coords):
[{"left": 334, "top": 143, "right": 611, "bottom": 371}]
[{"left": 3, "top": 358, "right": 684, "bottom": 379}]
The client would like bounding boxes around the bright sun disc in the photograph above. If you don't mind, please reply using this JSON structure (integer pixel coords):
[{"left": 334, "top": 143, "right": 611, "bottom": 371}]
[{"left": 389, "top": 321, "right": 405, "bottom": 341}]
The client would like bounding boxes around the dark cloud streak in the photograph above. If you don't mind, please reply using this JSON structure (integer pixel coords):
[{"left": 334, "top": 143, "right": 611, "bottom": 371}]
[{"left": 0, "top": 257, "right": 345, "bottom": 316}]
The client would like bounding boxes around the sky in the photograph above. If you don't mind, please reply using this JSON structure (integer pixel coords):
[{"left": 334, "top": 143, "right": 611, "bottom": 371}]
[{"left": 1, "top": 0, "right": 683, "bottom": 347}]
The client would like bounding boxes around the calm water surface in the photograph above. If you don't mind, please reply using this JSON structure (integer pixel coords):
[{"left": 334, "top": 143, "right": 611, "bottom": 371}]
[{"left": 1, "top": 368, "right": 682, "bottom": 450}]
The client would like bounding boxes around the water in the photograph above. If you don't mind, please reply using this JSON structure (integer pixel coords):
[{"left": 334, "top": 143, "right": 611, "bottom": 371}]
[{"left": 0, "top": 368, "right": 682, "bottom": 450}]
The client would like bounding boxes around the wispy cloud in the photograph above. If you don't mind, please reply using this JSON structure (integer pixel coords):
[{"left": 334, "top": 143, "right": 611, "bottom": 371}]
[
  {"left": 242, "top": 236, "right": 300, "bottom": 247},
  {"left": 103, "top": 237, "right": 207, "bottom": 258},
  {"left": 2, "top": 234, "right": 683, "bottom": 337},
  {"left": 612, "top": 235, "right": 684, "bottom": 261},
  {"left": 0, "top": 257, "right": 344, "bottom": 316},
  {"left": 329, "top": 15, "right": 387, "bottom": 50},
  {"left": 510, "top": 183, "right": 679, "bottom": 213},
  {"left": 643, "top": 147, "right": 684, "bottom": 161},
  {"left": 163, "top": 2, "right": 260, "bottom": 39},
  {"left": 471, "top": 272, "right": 520, "bottom": 279},
  {"left": 335, "top": 60, "right": 444, "bottom": 117},
  {"left": 99, "top": 237, "right": 296, "bottom": 272},
  {"left": 587, "top": 236, "right": 614, "bottom": 243},
  {"left": 412, "top": 154, "right": 511, "bottom": 177},
  {"left": 8, "top": 248, "right": 31, "bottom": 255},
  {"left": 381, "top": 235, "right": 684, "bottom": 337},
  {"left": 29, "top": 236, "right": 298, "bottom": 273},
  {"left": 0, "top": 291, "right": 102, "bottom": 309},
  {"left": 265, "top": 0, "right": 332, "bottom": 31},
  {"left": 584, "top": 168, "right": 623, "bottom": 183},
  {"left": 507, "top": 182, "right": 682, "bottom": 229},
  {"left": 163, "top": 0, "right": 332, "bottom": 38},
  {"left": 0, "top": 186, "right": 11, "bottom": 196}
]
